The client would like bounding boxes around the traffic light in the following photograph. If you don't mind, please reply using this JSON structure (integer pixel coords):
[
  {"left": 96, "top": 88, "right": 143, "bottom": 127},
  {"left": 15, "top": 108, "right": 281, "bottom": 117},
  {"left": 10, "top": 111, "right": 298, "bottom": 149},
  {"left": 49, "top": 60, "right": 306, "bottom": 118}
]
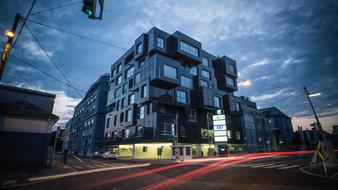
[{"left": 82, "top": 0, "right": 96, "bottom": 19}]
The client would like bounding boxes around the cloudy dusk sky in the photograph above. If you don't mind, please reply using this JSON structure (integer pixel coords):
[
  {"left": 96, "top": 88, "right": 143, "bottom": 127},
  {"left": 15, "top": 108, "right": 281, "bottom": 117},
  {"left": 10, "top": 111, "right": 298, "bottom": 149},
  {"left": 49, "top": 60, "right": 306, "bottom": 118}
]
[{"left": 1, "top": 0, "right": 337, "bottom": 132}]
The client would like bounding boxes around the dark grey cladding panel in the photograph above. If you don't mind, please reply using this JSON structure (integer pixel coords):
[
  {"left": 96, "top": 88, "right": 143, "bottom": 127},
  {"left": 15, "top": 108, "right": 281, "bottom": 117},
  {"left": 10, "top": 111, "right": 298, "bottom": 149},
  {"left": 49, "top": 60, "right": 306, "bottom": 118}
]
[
  {"left": 134, "top": 33, "right": 148, "bottom": 61},
  {"left": 147, "top": 27, "right": 171, "bottom": 55}
]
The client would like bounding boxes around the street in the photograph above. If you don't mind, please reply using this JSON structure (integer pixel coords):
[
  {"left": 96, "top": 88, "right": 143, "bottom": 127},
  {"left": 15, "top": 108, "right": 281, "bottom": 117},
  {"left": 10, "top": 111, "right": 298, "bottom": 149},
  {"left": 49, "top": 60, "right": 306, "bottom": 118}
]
[{"left": 6, "top": 153, "right": 338, "bottom": 190}]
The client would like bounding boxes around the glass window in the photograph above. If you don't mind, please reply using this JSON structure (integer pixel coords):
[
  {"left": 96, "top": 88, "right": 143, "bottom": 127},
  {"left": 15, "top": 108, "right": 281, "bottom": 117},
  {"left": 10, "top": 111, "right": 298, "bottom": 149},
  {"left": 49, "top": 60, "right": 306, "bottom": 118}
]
[
  {"left": 188, "top": 109, "right": 197, "bottom": 121},
  {"left": 213, "top": 96, "right": 221, "bottom": 107},
  {"left": 176, "top": 90, "right": 187, "bottom": 104},
  {"left": 106, "top": 118, "right": 110, "bottom": 128},
  {"left": 128, "top": 93, "right": 135, "bottom": 104},
  {"left": 227, "top": 130, "right": 232, "bottom": 139},
  {"left": 114, "top": 87, "right": 122, "bottom": 98},
  {"left": 135, "top": 73, "right": 141, "bottom": 84},
  {"left": 116, "top": 75, "right": 122, "bottom": 85},
  {"left": 126, "top": 109, "right": 132, "bottom": 122},
  {"left": 229, "top": 64, "right": 236, "bottom": 74},
  {"left": 141, "top": 84, "right": 148, "bottom": 98},
  {"left": 143, "top": 146, "right": 147, "bottom": 152},
  {"left": 136, "top": 126, "right": 143, "bottom": 137},
  {"left": 180, "top": 126, "right": 186, "bottom": 137},
  {"left": 201, "top": 69, "right": 210, "bottom": 79},
  {"left": 126, "top": 66, "right": 134, "bottom": 79},
  {"left": 136, "top": 43, "right": 143, "bottom": 54},
  {"left": 123, "top": 129, "right": 130, "bottom": 138},
  {"left": 226, "top": 77, "right": 235, "bottom": 86},
  {"left": 120, "top": 112, "right": 124, "bottom": 122},
  {"left": 122, "top": 83, "right": 128, "bottom": 94},
  {"left": 189, "top": 66, "right": 197, "bottom": 75},
  {"left": 121, "top": 98, "right": 125, "bottom": 109},
  {"left": 161, "top": 123, "right": 175, "bottom": 135},
  {"left": 200, "top": 80, "right": 208, "bottom": 87},
  {"left": 117, "top": 64, "right": 122, "bottom": 73},
  {"left": 116, "top": 101, "right": 120, "bottom": 111},
  {"left": 140, "top": 106, "right": 145, "bottom": 119},
  {"left": 179, "top": 41, "right": 199, "bottom": 57},
  {"left": 111, "top": 68, "right": 115, "bottom": 78},
  {"left": 235, "top": 102, "right": 241, "bottom": 111},
  {"left": 163, "top": 64, "right": 177, "bottom": 79},
  {"left": 236, "top": 131, "right": 241, "bottom": 140},
  {"left": 113, "top": 115, "right": 118, "bottom": 126},
  {"left": 202, "top": 57, "right": 209, "bottom": 67},
  {"left": 181, "top": 76, "right": 193, "bottom": 89},
  {"left": 157, "top": 37, "right": 165, "bottom": 48}
]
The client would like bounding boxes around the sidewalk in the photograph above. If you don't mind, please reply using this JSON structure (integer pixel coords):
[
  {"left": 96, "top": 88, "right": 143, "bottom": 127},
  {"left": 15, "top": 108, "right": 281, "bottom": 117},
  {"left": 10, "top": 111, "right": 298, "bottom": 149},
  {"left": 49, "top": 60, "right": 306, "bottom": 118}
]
[
  {"left": 0, "top": 160, "right": 74, "bottom": 188},
  {"left": 300, "top": 163, "right": 338, "bottom": 180}
]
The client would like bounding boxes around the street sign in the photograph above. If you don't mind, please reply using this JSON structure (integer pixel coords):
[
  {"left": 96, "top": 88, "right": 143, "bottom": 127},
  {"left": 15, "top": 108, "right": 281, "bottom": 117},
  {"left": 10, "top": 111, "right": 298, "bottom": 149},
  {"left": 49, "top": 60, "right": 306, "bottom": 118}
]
[
  {"left": 213, "top": 120, "right": 226, "bottom": 125},
  {"left": 214, "top": 130, "right": 227, "bottom": 136},
  {"left": 214, "top": 125, "right": 226, "bottom": 131},
  {"left": 213, "top": 115, "right": 225, "bottom": 120}
]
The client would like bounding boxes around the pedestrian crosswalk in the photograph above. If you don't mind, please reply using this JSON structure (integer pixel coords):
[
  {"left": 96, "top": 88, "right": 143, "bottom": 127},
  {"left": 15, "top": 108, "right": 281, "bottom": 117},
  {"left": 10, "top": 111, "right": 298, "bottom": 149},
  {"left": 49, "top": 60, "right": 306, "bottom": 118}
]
[
  {"left": 235, "top": 162, "right": 303, "bottom": 170},
  {"left": 68, "top": 161, "right": 126, "bottom": 171}
]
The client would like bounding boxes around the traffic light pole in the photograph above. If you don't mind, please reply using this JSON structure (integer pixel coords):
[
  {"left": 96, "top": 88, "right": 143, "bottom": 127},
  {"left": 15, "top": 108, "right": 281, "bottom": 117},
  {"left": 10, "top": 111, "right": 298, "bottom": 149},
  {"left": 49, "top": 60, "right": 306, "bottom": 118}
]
[{"left": 0, "top": 13, "right": 21, "bottom": 81}]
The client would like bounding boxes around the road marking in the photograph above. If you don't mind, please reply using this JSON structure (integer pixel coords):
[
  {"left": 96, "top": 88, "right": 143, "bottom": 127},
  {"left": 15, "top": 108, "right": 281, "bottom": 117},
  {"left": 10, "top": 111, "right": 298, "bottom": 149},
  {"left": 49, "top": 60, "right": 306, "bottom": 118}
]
[
  {"left": 91, "top": 160, "right": 113, "bottom": 166},
  {"left": 93, "top": 164, "right": 107, "bottom": 168},
  {"left": 84, "top": 164, "right": 96, "bottom": 169},
  {"left": 72, "top": 165, "right": 85, "bottom": 169},
  {"left": 278, "top": 165, "right": 301, "bottom": 170},
  {"left": 237, "top": 163, "right": 262, "bottom": 167},
  {"left": 272, "top": 155, "right": 288, "bottom": 159},
  {"left": 251, "top": 163, "right": 275, "bottom": 168},
  {"left": 264, "top": 164, "right": 287, "bottom": 168},
  {"left": 28, "top": 163, "right": 151, "bottom": 182}
]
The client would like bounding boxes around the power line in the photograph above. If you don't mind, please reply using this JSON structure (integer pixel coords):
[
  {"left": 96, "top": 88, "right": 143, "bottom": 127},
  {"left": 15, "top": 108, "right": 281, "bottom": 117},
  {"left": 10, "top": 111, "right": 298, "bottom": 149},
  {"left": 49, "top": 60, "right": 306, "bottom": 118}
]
[
  {"left": 26, "top": 19, "right": 128, "bottom": 51},
  {"left": 11, "top": 0, "right": 36, "bottom": 51},
  {"left": 31, "top": 1, "right": 82, "bottom": 16},
  {"left": 269, "top": 88, "right": 303, "bottom": 106},
  {"left": 25, "top": 24, "right": 84, "bottom": 98},
  {"left": 10, "top": 54, "right": 86, "bottom": 94}
]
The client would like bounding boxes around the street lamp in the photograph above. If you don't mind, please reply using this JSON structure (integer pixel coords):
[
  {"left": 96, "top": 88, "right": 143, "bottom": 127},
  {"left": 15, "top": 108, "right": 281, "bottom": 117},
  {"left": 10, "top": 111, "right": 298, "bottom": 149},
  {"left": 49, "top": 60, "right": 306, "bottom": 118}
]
[
  {"left": 240, "top": 79, "right": 252, "bottom": 86},
  {"left": 5, "top": 30, "right": 15, "bottom": 38},
  {"left": 308, "top": 92, "right": 321, "bottom": 97}
]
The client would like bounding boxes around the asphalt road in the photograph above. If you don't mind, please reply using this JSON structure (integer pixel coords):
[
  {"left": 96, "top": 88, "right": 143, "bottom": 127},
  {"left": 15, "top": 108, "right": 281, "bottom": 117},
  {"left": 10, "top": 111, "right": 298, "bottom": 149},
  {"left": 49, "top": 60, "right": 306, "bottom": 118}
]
[{"left": 9, "top": 154, "right": 338, "bottom": 190}]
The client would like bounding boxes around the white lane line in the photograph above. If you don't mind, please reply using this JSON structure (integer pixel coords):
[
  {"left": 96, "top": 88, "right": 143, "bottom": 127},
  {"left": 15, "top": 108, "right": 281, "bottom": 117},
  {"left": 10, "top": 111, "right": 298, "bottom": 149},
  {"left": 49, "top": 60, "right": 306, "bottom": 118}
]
[
  {"left": 237, "top": 163, "right": 264, "bottom": 167},
  {"left": 84, "top": 164, "right": 96, "bottom": 168},
  {"left": 72, "top": 165, "right": 85, "bottom": 169},
  {"left": 278, "top": 165, "right": 301, "bottom": 170},
  {"left": 251, "top": 164, "right": 275, "bottom": 168},
  {"left": 264, "top": 164, "right": 287, "bottom": 169},
  {"left": 28, "top": 163, "right": 151, "bottom": 182},
  {"left": 93, "top": 164, "right": 107, "bottom": 168},
  {"left": 91, "top": 160, "right": 113, "bottom": 166}
]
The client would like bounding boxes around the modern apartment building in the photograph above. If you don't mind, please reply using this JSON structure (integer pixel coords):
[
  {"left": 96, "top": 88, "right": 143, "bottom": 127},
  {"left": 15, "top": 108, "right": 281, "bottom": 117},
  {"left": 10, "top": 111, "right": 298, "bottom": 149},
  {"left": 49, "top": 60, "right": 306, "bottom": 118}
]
[
  {"left": 67, "top": 74, "right": 109, "bottom": 156},
  {"left": 104, "top": 27, "right": 239, "bottom": 159}
]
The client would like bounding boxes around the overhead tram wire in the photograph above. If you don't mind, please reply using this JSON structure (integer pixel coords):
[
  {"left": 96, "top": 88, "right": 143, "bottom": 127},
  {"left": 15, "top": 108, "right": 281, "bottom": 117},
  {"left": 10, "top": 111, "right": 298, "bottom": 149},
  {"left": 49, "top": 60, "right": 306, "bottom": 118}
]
[
  {"left": 25, "top": 24, "right": 84, "bottom": 98},
  {"left": 11, "top": 0, "right": 37, "bottom": 51},
  {"left": 10, "top": 54, "right": 86, "bottom": 94},
  {"left": 31, "top": 1, "right": 82, "bottom": 16},
  {"left": 26, "top": 19, "right": 128, "bottom": 51}
]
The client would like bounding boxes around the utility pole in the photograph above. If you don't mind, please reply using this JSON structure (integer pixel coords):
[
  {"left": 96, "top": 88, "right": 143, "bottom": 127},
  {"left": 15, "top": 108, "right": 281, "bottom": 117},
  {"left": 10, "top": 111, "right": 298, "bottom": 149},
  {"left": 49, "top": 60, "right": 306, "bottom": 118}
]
[{"left": 0, "top": 13, "right": 21, "bottom": 81}]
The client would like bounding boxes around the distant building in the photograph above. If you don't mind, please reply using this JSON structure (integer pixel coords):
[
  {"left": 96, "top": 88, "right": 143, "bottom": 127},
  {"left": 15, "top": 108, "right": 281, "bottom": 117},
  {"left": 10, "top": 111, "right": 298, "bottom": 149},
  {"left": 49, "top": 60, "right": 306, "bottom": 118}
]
[
  {"left": 227, "top": 96, "right": 272, "bottom": 153},
  {"left": 62, "top": 118, "right": 73, "bottom": 151},
  {"left": 67, "top": 74, "right": 109, "bottom": 157},
  {"left": 0, "top": 84, "right": 58, "bottom": 167},
  {"left": 259, "top": 107, "right": 293, "bottom": 149}
]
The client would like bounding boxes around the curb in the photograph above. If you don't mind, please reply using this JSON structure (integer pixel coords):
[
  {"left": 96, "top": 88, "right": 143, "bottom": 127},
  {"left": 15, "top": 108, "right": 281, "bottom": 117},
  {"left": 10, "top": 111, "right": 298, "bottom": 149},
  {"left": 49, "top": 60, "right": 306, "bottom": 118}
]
[{"left": 299, "top": 166, "right": 338, "bottom": 181}]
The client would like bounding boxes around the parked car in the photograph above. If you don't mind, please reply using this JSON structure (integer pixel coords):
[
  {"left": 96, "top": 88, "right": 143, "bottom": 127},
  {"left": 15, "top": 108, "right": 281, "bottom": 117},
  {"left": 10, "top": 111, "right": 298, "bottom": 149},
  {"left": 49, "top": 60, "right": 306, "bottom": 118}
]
[
  {"left": 102, "top": 151, "right": 118, "bottom": 159},
  {"left": 94, "top": 151, "right": 103, "bottom": 158}
]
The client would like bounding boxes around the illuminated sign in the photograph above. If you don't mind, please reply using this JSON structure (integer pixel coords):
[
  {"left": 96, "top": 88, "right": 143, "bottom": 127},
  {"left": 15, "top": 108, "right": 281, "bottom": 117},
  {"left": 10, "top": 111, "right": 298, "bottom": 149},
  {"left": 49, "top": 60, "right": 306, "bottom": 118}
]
[
  {"left": 215, "top": 136, "right": 227, "bottom": 142},
  {"left": 213, "top": 120, "right": 226, "bottom": 125},
  {"left": 214, "top": 130, "right": 227, "bottom": 136},
  {"left": 213, "top": 115, "right": 225, "bottom": 120},
  {"left": 214, "top": 125, "right": 226, "bottom": 131}
]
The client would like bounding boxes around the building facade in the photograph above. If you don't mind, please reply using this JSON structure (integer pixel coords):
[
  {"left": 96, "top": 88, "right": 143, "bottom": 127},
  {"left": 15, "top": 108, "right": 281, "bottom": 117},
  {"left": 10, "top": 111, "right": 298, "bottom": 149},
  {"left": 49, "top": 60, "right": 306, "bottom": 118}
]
[
  {"left": 67, "top": 74, "right": 109, "bottom": 156},
  {"left": 226, "top": 96, "right": 272, "bottom": 153},
  {"left": 259, "top": 107, "right": 293, "bottom": 149},
  {"left": 104, "top": 27, "right": 240, "bottom": 158},
  {"left": 0, "top": 84, "right": 58, "bottom": 167}
]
